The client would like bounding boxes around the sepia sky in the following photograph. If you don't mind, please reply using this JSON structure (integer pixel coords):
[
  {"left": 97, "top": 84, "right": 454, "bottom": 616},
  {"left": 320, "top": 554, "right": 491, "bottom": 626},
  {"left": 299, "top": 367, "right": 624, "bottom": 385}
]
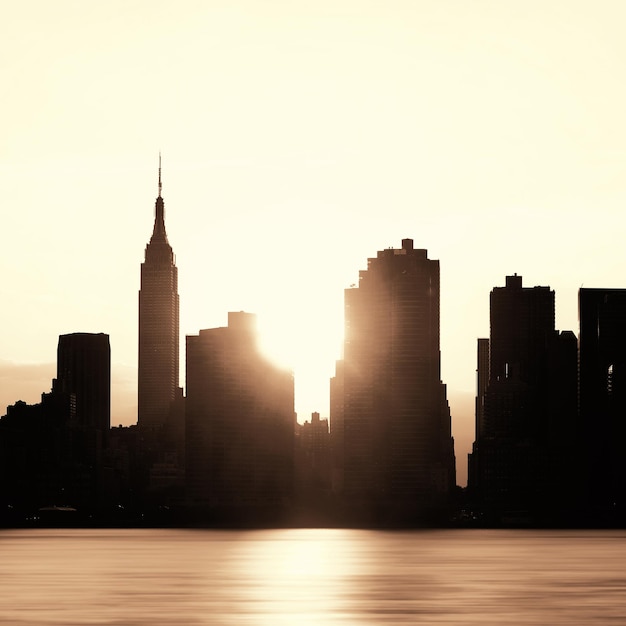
[{"left": 2, "top": 0, "right": 626, "bottom": 485}]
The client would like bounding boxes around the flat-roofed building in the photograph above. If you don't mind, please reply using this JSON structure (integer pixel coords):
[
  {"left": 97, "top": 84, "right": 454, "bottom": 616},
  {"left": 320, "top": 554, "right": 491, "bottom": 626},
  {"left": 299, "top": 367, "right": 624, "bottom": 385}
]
[{"left": 185, "top": 312, "right": 295, "bottom": 515}]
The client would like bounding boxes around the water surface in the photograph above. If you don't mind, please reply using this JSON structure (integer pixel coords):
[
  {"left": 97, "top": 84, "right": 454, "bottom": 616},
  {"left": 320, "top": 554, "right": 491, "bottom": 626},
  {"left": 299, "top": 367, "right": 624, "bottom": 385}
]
[{"left": 1, "top": 528, "right": 625, "bottom": 625}]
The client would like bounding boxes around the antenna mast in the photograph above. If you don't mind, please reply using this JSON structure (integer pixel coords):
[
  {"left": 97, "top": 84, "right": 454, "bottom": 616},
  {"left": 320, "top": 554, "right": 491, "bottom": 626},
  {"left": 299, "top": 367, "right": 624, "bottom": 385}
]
[{"left": 158, "top": 152, "right": 162, "bottom": 198}]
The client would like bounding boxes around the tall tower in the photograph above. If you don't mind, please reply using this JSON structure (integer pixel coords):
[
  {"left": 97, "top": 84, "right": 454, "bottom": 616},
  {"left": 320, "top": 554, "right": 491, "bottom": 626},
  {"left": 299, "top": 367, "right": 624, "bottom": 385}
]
[
  {"left": 57, "top": 332, "right": 111, "bottom": 437},
  {"left": 470, "top": 275, "right": 577, "bottom": 522},
  {"left": 338, "top": 239, "right": 455, "bottom": 521},
  {"left": 138, "top": 158, "right": 180, "bottom": 435},
  {"left": 56, "top": 331, "right": 111, "bottom": 505}
]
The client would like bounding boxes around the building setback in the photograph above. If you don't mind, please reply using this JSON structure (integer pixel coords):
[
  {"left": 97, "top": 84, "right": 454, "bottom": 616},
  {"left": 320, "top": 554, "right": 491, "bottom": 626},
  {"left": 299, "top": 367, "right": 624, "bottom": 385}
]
[
  {"left": 333, "top": 238, "right": 456, "bottom": 522},
  {"left": 138, "top": 160, "right": 180, "bottom": 436},
  {"left": 185, "top": 312, "right": 295, "bottom": 515}
]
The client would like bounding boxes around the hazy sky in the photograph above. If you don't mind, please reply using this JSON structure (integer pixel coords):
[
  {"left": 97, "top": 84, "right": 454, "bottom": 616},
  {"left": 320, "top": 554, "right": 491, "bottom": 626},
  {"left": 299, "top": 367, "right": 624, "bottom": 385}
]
[{"left": 3, "top": 0, "right": 626, "bottom": 486}]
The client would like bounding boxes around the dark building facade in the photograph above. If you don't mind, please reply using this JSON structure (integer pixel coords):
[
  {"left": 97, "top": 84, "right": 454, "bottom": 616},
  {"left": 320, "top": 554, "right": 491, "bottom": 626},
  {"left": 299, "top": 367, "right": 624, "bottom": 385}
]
[
  {"left": 294, "top": 412, "right": 333, "bottom": 523},
  {"left": 56, "top": 332, "right": 112, "bottom": 503},
  {"left": 185, "top": 312, "right": 295, "bottom": 517},
  {"left": 475, "top": 338, "right": 490, "bottom": 442},
  {"left": 469, "top": 275, "right": 577, "bottom": 523},
  {"left": 57, "top": 332, "right": 111, "bottom": 441},
  {"left": 138, "top": 162, "right": 180, "bottom": 437},
  {"left": 334, "top": 238, "right": 456, "bottom": 522},
  {"left": 0, "top": 333, "right": 112, "bottom": 514},
  {"left": 0, "top": 392, "right": 74, "bottom": 513},
  {"left": 296, "top": 412, "right": 331, "bottom": 492},
  {"left": 578, "top": 288, "right": 626, "bottom": 521}
]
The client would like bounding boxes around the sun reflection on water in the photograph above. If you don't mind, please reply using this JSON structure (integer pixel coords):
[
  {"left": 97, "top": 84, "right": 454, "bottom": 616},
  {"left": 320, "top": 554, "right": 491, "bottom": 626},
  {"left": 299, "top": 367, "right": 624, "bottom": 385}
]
[{"left": 210, "top": 529, "right": 361, "bottom": 625}]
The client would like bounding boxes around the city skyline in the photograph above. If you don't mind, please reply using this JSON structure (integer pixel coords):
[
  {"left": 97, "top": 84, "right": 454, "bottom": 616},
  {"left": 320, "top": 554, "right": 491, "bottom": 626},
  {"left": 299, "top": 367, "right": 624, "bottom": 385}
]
[{"left": 4, "top": 1, "right": 626, "bottom": 488}]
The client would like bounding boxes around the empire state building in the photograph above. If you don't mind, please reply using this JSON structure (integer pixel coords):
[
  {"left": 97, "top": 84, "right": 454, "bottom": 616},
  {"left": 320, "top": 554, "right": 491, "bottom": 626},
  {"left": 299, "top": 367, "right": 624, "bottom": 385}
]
[{"left": 138, "top": 160, "right": 180, "bottom": 434}]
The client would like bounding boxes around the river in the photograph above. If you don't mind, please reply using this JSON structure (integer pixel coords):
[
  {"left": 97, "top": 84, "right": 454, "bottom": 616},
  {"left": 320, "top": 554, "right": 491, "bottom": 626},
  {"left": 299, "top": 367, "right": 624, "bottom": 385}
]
[{"left": 1, "top": 528, "right": 625, "bottom": 624}]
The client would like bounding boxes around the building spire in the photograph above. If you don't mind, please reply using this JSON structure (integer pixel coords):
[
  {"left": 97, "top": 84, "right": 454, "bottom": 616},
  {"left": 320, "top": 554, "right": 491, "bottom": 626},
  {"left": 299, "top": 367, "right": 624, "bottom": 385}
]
[
  {"left": 158, "top": 152, "right": 162, "bottom": 198},
  {"left": 150, "top": 153, "right": 168, "bottom": 245}
]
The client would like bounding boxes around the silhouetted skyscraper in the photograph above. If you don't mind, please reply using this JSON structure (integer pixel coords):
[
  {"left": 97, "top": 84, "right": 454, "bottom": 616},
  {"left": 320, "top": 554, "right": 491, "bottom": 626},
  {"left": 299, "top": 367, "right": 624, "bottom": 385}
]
[
  {"left": 475, "top": 338, "right": 489, "bottom": 442},
  {"left": 138, "top": 159, "right": 180, "bottom": 436},
  {"left": 578, "top": 288, "right": 626, "bottom": 520},
  {"left": 470, "top": 275, "right": 577, "bottom": 523},
  {"left": 57, "top": 332, "right": 111, "bottom": 440},
  {"left": 336, "top": 239, "right": 455, "bottom": 521},
  {"left": 297, "top": 412, "right": 331, "bottom": 489},
  {"left": 56, "top": 331, "right": 111, "bottom": 506},
  {"left": 185, "top": 312, "right": 295, "bottom": 513}
]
